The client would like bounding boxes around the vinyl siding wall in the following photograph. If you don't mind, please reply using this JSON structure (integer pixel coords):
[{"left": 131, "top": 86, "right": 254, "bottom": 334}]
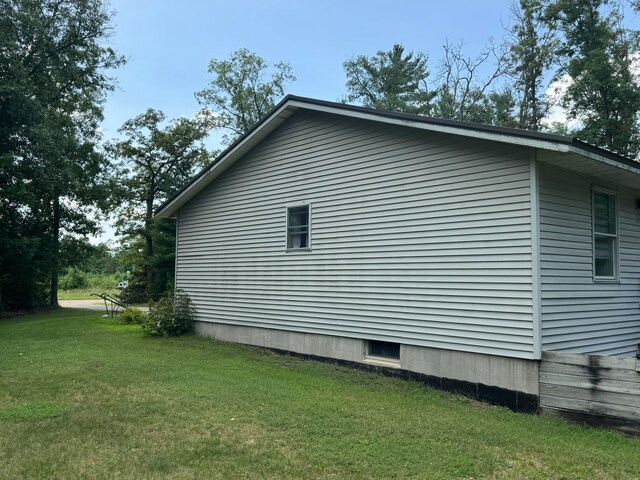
[
  {"left": 177, "top": 111, "right": 536, "bottom": 359},
  {"left": 539, "top": 163, "right": 640, "bottom": 356}
]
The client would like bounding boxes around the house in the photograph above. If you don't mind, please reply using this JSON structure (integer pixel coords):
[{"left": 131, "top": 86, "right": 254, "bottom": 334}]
[{"left": 157, "top": 95, "right": 640, "bottom": 412}]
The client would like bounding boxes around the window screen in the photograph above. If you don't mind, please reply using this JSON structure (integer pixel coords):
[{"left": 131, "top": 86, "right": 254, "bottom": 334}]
[{"left": 287, "top": 205, "right": 309, "bottom": 249}]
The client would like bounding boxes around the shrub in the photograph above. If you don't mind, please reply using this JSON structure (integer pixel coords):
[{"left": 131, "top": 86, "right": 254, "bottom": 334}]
[
  {"left": 58, "top": 268, "right": 89, "bottom": 290},
  {"left": 119, "top": 307, "right": 147, "bottom": 325},
  {"left": 117, "top": 270, "right": 147, "bottom": 305},
  {"left": 142, "top": 289, "right": 195, "bottom": 337},
  {"left": 58, "top": 268, "right": 122, "bottom": 292},
  {"left": 86, "top": 272, "right": 121, "bottom": 290}
]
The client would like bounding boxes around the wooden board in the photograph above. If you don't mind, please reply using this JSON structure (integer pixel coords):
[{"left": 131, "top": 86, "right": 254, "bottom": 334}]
[{"left": 540, "top": 352, "right": 640, "bottom": 435}]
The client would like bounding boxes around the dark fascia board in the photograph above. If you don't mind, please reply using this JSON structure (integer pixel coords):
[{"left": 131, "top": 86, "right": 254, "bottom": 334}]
[
  {"left": 156, "top": 99, "right": 296, "bottom": 218},
  {"left": 156, "top": 94, "right": 640, "bottom": 218},
  {"left": 290, "top": 95, "right": 573, "bottom": 143},
  {"left": 287, "top": 95, "right": 640, "bottom": 169}
]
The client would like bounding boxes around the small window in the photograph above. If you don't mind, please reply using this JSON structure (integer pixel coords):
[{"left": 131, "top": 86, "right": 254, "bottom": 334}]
[
  {"left": 286, "top": 205, "right": 310, "bottom": 250},
  {"left": 592, "top": 189, "right": 618, "bottom": 280},
  {"left": 368, "top": 340, "right": 400, "bottom": 360}
]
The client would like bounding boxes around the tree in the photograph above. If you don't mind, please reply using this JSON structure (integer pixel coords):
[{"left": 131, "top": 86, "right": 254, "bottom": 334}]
[
  {"left": 196, "top": 49, "right": 295, "bottom": 145},
  {"left": 343, "top": 44, "right": 436, "bottom": 114},
  {"left": 0, "top": 0, "right": 125, "bottom": 309},
  {"left": 112, "top": 109, "right": 212, "bottom": 301},
  {"left": 507, "top": 0, "right": 557, "bottom": 130},
  {"left": 546, "top": 0, "right": 640, "bottom": 156},
  {"left": 38, "top": 112, "right": 117, "bottom": 306},
  {"left": 432, "top": 40, "right": 515, "bottom": 125},
  {"left": 60, "top": 239, "right": 117, "bottom": 274}
]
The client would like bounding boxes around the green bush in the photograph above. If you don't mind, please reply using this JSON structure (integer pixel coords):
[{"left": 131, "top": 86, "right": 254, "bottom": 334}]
[
  {"left": 58, "top": 268, "right": 89, "bottom": 290},
  {"left": 117, "top": 269, "right": 147, "bottom": 304},
  {"left": 59, "top": 268, "right": 123, "bottom": 292},
  {"left": 142, "top": 289, "right": 195, "bottom": 337},
  {"left": 86, "top": 272, "right": 121, "bottom": 290},
  {"left": 119, "top": 307, "right": 147, "bottom": 325}
]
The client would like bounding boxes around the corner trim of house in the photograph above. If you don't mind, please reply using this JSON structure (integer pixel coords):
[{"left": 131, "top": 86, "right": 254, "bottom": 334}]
[
  {"left": 530, "top": 148, "right": 542, "bottom": 360},
  {"left": 174, "top": 211, "right": 180, "bottom": 293}
]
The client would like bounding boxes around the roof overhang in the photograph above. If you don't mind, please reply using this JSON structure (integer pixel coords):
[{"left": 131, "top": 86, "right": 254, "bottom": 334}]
[{"left": 157, "top": 95, "right": 640, "bottom": 218}]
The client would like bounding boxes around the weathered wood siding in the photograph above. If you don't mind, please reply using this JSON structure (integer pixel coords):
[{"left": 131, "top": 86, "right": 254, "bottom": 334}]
[
  {"left": 540, "top": 351, "right": 640, "bottom": 435},
  {"left": 177, "top": 110, "right": 536, "bottom": 359},
  {"left": 539, "top": 163, "right": 640, "bottom": 356}
]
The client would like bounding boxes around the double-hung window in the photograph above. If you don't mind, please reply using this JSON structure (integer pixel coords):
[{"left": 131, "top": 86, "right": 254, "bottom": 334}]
[
  {"left": 592, "top": 188, "right": 618, "bottom": 281},
  {"left": 286, "top": 205, "right": 310, "bottom": 250}
]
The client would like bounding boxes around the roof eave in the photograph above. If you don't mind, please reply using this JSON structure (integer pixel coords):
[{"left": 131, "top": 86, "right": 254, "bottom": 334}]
[
  {"left": 156, "top": 95, "right": 640, "bottom": 219},
  {"left": 156, "top": 100, "right": 297, "bottom": 218}
]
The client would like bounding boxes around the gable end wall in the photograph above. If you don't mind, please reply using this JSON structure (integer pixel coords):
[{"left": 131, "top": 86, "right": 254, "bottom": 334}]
[{"left": 177, "top": 111, "right": 536, "bottom": 359}]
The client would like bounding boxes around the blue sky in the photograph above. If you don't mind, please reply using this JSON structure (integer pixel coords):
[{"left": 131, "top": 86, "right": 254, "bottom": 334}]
[
  {"left": 102, "top": 0, "right": 513, "bottom": 142},
  {"left": 95, "top": 0, "right": 521, "bottom": 243},
  {"left": 101, "top": 0, "right": 640, "bottom": 244}
]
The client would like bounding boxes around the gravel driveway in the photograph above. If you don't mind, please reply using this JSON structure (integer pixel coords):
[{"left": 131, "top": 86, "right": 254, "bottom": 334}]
[
  {"left": 59, "top": 299, "right": 108, "bottom": 311},
  {"left": 59, "top": 299, "right": 148, "bottom": 312}
]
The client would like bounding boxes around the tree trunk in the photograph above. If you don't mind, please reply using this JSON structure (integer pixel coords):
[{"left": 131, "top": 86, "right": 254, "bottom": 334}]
[{"left": 50, "top": 196, "right": 60, "bottom": 308}]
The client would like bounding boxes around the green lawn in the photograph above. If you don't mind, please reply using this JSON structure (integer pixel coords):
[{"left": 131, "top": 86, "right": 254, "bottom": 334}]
[{"left": 1, "top": 310, "right": 638, "bottom": 479}]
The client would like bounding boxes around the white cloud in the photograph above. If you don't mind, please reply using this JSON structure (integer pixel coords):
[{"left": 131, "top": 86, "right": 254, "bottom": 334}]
[
  {"left": 89, "top": 218, "right": 117, "bottom": 247},
  {"left": 541, "top": 75, "right": 582, "bottom": 132}
]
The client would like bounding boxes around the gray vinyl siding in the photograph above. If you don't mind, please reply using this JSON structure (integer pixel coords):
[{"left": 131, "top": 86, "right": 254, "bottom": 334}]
[
  {"left": 539, "top": 163, "right": 640, "bottom": 356},
  {"left": 177, "top": 111, "right": 536, "bottom": 359}
]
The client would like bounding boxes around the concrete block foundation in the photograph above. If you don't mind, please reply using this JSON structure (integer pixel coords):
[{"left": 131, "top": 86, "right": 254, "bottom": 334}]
[{"left": 195, "top": 322, "right": 539, "bottom": 413}]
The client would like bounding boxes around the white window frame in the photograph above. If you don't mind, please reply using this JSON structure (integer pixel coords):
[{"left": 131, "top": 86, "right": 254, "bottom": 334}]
[
  {"left": 592, "top": 186, "right": 619, "bottom": 282},
  {"left": 285, "top": 203, "right": 311, "bottom": 252}
]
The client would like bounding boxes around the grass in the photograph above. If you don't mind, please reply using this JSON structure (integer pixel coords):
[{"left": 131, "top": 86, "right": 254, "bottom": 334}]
[
  {"left": 57, "top": 288, "right": 119, "bottom": 300},
  {"left": 1, "top": 310, "right": 639, "bottom": 479}
]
